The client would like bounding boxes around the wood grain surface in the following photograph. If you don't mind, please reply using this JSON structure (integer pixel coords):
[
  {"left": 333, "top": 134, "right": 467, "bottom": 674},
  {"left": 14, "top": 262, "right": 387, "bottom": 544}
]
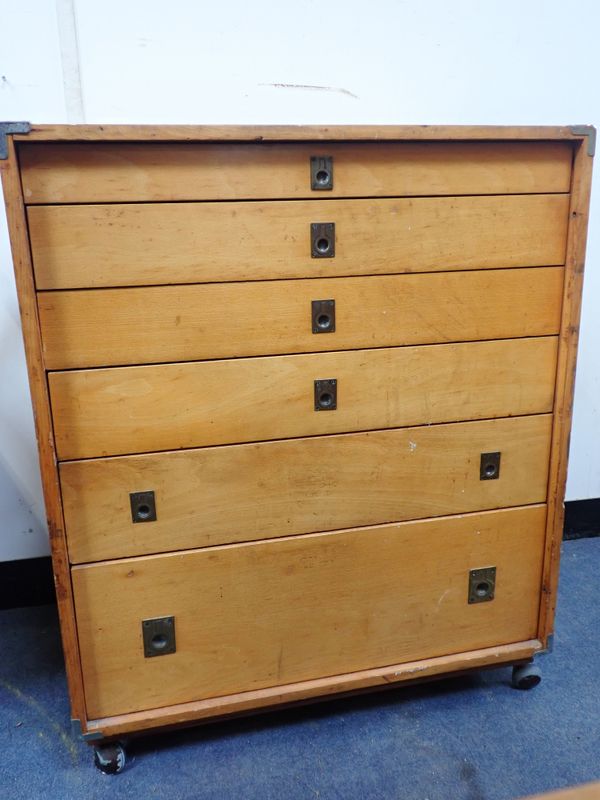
[
  {"left": 61, "top": 414, "right": 552, "bottom": 562},
  {"left": 523, "top": 782, "right": 600, "bottom": 800},
  {"left": 29, "top": 194, "right": 569, "bottom": 289},
  {"left": 19, "top": 140, "right": 571, "bottom": 203},
  {"left": 72, "top": 504, "right": 546, "bottom": 718},
  {"left": 49, "top": 337, "right": 558, "bottom": 460},
  {"left": 38, "top": 267, "right": 564, "bottom": 369},
  {"left": 13, "top": 123, "right": 587, "bottom": 143},
  {"left": 82, "top": 639, "right": 542, "bottom": 736}
]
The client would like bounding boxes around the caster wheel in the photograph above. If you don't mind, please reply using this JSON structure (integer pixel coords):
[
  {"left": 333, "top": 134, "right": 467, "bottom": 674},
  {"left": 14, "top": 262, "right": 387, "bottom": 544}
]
[
  {"left": 93, "top": 741, "right": 127, "bottom": 774},
  {"left": 512, "top": 663, "right": 542, "bottom": 690}
]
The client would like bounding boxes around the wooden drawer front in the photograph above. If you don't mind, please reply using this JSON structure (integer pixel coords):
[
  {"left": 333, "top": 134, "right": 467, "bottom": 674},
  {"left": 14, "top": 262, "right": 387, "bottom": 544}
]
[
  {"left": 61, "top": 414, "right": 551, "bottom": 563},
  {"left": 19, "top": 141, "right": 572, "bottom": 204},
  {"left": 50, "top": 337, "right": 557, "bottom": 460},
  {"left": 29, "top": 194, "right": 569, "bottom": 290},
  {"left": 72, "top": 505, "right": 546, "bottom": 718},
  {"left": 39, "top": 267, "right": 563, "bottom": 370}
]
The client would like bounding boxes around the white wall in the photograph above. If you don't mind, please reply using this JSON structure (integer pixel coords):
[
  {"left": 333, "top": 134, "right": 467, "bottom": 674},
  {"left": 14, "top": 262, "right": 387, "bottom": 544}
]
[
  {"left": 0, "top": 1, "right": 67, "bottom": 560},
  {"left": 1, "top": 0, "right": 598, "bottom": 560}
]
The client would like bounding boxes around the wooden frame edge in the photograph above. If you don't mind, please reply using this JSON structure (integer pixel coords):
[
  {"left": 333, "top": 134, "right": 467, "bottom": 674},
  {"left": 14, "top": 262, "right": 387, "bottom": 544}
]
[
  {"left": 538, "top": 137, "right": 595, "bottom": 645},
  {"left": 523, "top": 780, "right": 600, "bottom": 800},
  {"left": 9, "top": 123, "right": 596, "bottom": 143},
  {"left": 83, "top": 639, "right": 542, "bottom": 739},
  {"left": 0, "top": 138, "right": 88, "bottom": 724}
]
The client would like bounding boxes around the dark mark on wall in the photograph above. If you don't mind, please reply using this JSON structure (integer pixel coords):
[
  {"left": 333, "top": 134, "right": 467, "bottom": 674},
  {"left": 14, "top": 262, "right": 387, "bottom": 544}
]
[{"left": 259, "top": 83, "right": 359, "bottom": 99}]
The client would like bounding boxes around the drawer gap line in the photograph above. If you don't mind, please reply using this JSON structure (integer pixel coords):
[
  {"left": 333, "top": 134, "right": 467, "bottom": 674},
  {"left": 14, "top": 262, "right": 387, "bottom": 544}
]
[
  {"left": 24, "top": 190, "right": 571, "bottom": 208},
  {"left": 70, "top": 502, "right": 548, "bottom": 568},
  {"left": 56, "top": 410, "right": 553, "bottom": 463},
  {"left": 34, "top": 263, "right": 567, "bottom": 293},
  {"left": 44, "top": 332, "right": 561, "bottom": 373}
]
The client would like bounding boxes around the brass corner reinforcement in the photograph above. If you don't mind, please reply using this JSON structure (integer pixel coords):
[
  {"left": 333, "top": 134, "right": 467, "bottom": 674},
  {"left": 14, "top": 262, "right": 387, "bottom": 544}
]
[
  {"left": 71, "top": 718, "right": 104, "bottom": 742},
  {"left": 570, "top": 125, "right": 596, "bottom": 157},
  {"left": 0, "top": 122, "right": 31, "bottom": 159}
]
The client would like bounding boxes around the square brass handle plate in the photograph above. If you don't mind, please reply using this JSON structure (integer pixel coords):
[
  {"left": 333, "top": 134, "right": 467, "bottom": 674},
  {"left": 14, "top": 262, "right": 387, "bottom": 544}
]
[{"left": 314, "top": 379, "right": 337, "bottom": 410}]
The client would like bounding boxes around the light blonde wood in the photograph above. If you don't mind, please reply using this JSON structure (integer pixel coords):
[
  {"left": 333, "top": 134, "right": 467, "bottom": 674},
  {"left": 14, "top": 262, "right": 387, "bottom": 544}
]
[
  {"left": 72, "top": 505, "right": 547, "bottom": 718},
  {"left": 523, "top": 782, "right": 600, "bottom": 800},
  {"left": 28, "top": 194, "right": 569, "bottom": 290},
  {"left": 50, "top": 337, "right": 557, "bottom": 460},
  {"left": 38, "top": 267, "right": 564, "bottom": 369},
  {"left": 18, "top": 141, "right": 572, "bottom": 204},
  {"left": 82, "top": 638, "right": 542, "bottom": 736},
  {"left": 12, "top": 123, "right": 589, "bottom": 143},
  {"left": 2, "top": 125, "right": 593, "bottom": 741},
  {"left": 61, "top": 414, "right": 552, "bottom": 563},
  {"left": 538, "top": 137, "right": 595, "bottom": 645},
  {"left": 0, "top": 140, "right": 88, "bottom": 724}
]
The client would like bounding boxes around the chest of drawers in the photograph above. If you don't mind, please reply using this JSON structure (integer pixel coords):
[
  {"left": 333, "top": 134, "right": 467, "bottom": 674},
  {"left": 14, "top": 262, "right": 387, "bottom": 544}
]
[{"left": 1, "top": 124, "right": 594, "bottom": 761}]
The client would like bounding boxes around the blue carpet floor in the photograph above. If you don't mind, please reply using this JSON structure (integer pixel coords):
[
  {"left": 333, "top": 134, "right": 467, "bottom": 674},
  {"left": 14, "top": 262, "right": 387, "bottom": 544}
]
[{"left": 1, "top": 538, "right": 599, "bottom": 800}]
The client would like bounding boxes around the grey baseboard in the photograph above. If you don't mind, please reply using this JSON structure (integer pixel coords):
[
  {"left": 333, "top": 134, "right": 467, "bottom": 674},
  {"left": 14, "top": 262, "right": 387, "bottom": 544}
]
[
  {"left": 563, "top": 497, "right": 600, "bottom": 540},
  {"left": 0, "top": 557, "right": 55, "bottom": 610}
]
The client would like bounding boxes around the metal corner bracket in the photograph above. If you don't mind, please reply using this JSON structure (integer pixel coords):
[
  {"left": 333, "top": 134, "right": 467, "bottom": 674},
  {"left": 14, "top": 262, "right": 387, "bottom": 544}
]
[
  {"left": 0, "top": 122, "right": 31, "bottom": 160},
  {"left": 536, "top": 633, "right": 555, "bottom": 657},
  {"left": 541, "top": 633, "right": 555, "bottom": 655},
  {"left": 570, "top": 125, "right": 596, "bottom": 156},
  {"left": 71, "top": 718, "right": 105, "bottom": 742}
]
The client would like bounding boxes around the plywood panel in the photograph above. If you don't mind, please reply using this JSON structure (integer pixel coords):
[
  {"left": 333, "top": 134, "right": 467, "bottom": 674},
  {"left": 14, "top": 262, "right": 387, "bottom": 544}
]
[
  {"left": 72, "top": 505, "right": 547, "bottom": 718},
  {"left": 61, "top": 414, "right": 552, "bottom": 562},
  {"left": 20, "top": 140, "right": 572, "bottom": 204},
  {"left": 29, "top": 194, "right": 569, "bottom": 289},
  {"left": 38, "top": 267, "right": 564, "bottom": 369},
  {"left": 49, "top": 337, "right": 558, "bottom": 460}
]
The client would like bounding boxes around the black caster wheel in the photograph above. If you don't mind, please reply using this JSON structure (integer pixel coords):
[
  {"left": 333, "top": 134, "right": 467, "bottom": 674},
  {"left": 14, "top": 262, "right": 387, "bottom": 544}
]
[
  {"left": 511, "top": 662, "right": 542, "bottom": 690},
  {"left": 93, "top": 741, "right": 127, "bottom": 774}
]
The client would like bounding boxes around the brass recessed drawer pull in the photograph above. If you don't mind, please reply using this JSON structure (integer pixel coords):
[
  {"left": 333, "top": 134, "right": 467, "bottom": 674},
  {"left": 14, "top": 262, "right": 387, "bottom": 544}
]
[
  {"left": 468, "top": 567, "right": 497, "bottom": 604},
  {"left": 310, "top": 155, "right": 333, "bottom": 190},
  {"left": 314, "top": 379, "right": 337, "bottom": 411},
  {"left": 311, "top": 222, "right": 335, "bottom": 258},
  {"left": 130, "top": 490, "right": 157, "bottom": 523},
  {"left": 480, "top": 452, "right": 501, "bottom": 480},
  {"left": 311, "top": 299, "right": 336, "bottom": 334},
  {"left": 142, "top": 616, "right": 176, "bottom": 657}
]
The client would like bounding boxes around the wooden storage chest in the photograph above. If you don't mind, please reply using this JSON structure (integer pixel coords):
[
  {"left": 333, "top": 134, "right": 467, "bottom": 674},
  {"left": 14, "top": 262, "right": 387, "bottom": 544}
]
[{"left": 1, "top": 123, "right": 594, "bottom": 768}]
